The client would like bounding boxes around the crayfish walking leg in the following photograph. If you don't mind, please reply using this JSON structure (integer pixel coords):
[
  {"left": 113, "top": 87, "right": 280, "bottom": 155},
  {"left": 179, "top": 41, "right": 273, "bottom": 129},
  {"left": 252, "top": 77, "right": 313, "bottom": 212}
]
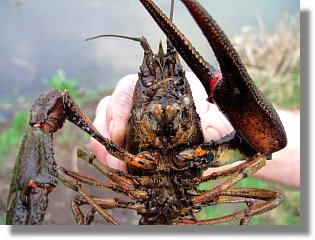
[{"left": 174, "top": 154, "right": 283, "bottom": 225}]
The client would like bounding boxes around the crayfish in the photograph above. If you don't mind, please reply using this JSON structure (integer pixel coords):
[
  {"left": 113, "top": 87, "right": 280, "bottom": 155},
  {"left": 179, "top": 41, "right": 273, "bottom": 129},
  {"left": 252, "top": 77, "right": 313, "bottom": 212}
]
[{"left": 6, "top": 0, "right": 287, "bottom": 225}]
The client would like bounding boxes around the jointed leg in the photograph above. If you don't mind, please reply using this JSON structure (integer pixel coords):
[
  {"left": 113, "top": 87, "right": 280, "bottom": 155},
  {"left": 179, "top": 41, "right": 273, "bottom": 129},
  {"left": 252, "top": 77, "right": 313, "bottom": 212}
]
[
  {"left": 58, "top": 143, "right": 174, "bottom": 224},
  {"left": 174, "top": 154, "right": 283, "bottom": 225},
  {"left": 57, "top": 167, "right": 119, "bottom": 225},
  {"left": 77, "top": 147, "right": 157, "bottom": 189},
  {"left": 181, "top": 152, "right": 265, "bottom": 188},
  {"left": 222, "top": 188, "right": 283, "bottom": 224},
  {"left": 71, "top": 195, "right": 146, "bottom": 225},
  {"left": 59, "top": 166, "right": 148, "bottom": 200},
  {"left": 29, "top": 89, "right": 156, "bottom": 170},
  {"left": 62, "top": 91, "right": 157, "bottom": 169},
  {"left": 191, "top": 153, "right": 265, "bottom": 204},
  {"left": 174, "top": 188, "right": 282, "bottom": 225},
  {"left": 58, "top": 161, "right": 148, "bottom": 224}
]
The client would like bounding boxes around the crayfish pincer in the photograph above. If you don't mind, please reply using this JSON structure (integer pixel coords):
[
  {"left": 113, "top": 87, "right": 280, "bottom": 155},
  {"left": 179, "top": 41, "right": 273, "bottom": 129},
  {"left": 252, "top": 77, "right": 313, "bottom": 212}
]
[
  {"left": 6, "top": 0, "right": 286, "bottom": 225},
  {"left": 6, "top": 89, "right": 62, "bottom": 224}
]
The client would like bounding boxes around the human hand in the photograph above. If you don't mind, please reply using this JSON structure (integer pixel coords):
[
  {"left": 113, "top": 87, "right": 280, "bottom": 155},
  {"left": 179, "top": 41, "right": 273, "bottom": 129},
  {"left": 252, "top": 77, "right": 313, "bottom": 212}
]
[
  {"left": 90, "top": 72, "right": 299, "bottom": 189},
  {"left": 90, "top": 72, "right": 234, "bottom": 172}
]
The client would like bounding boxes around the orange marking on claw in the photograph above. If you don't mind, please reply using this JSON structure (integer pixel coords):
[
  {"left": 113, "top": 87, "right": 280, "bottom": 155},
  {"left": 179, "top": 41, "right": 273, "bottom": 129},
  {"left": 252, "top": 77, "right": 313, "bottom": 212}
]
[{"left": 195, "top": 146, "right": 207, "bottom": 156}]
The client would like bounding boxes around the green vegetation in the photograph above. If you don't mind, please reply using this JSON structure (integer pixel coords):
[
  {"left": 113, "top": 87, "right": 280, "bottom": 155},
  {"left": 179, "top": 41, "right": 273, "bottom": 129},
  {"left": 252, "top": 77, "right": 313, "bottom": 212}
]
[
  {"left": 0, "top": 214, "right": 5, "bottom": 225},
  {"left": 0, "top": 111, "right": 29, "bottom": 173},
  {"left": 46, "top": 70, "right": 81, "bottom": 100},
  {"left": 46, "top": 69, "right": 114, "bottom": 106},
  {"left": 0, "top": 111, "right": 29, "bottom": 157},
  {"left": 253, "top": 68, "right": 300, "bottom": 110}
]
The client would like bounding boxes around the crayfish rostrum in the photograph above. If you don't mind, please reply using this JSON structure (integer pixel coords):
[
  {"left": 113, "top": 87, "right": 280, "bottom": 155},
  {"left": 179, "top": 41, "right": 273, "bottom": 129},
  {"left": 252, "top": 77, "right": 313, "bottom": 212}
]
[{"left": 6, "top": 0, "right": 287, "bottom": 225}]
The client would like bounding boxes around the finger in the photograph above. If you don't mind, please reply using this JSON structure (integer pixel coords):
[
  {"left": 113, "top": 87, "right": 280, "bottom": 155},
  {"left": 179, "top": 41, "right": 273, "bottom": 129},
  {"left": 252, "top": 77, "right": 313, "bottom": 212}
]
[
  {"left": 200, "top": 103, "right": 233, "bottom": 141},
  {"left": 91, "top": 75, "right": 138, "bottom": 171},
  {"left": 94, "top": 96, "right": 111, "bottom": 138},
  {"left": 186, "top": 72, "right": 233, "bottom": 141},
  {"left": 186, "top": 72, "right": 209, "bottom": 115},
  {"left": 91, "top": 96, "right": 129, "bottom": 172},
  {"left": 107, "top": 74, "right": 138, "bottom": 147},
  {"left": 90, "top": 96, "right": 121, "bottom": 169}
]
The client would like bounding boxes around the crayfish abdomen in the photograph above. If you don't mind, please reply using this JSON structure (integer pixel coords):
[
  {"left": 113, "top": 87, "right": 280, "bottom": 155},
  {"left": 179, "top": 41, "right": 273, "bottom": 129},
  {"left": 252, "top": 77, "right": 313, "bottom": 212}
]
[{"left": 138, "top": 172, "right": 194, "bottom": 225}]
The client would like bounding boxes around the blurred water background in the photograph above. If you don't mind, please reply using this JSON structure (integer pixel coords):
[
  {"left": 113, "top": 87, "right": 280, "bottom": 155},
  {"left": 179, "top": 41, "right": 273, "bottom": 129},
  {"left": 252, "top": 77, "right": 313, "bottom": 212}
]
[{"left": 0, "top": 0, "right": 299, "bottom": 119}]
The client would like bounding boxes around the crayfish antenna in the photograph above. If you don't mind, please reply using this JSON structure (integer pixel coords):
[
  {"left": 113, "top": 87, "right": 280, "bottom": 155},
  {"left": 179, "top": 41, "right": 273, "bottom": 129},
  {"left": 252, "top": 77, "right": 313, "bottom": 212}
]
[
  {"left": 85, "top": 34, "right": 154, "bottom": 55},
  {"left": 166, "top": 0, "right": 176, "bottom": 53},
  {"left": 169, "top": 0, "right": 174, "bottom": 22},
  {"left": 85, "top": 34, "right": 142, "bottom": 43}
]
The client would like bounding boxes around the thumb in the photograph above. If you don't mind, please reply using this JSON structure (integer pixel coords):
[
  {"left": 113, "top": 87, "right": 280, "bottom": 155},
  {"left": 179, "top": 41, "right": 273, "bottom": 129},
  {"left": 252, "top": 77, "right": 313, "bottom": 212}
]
[{"left": 106, "top": 74, "right": 138, "bottom": 147}]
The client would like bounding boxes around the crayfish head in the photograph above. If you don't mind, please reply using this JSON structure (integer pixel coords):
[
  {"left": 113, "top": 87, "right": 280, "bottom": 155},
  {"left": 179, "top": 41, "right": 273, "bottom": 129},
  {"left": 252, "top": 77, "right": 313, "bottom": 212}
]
[
  {"left": 126, "top": 41, "right": 204, "bottom": 151},
  {"left": 139, "top": 73, "right": 204, "bottom": 148}
]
